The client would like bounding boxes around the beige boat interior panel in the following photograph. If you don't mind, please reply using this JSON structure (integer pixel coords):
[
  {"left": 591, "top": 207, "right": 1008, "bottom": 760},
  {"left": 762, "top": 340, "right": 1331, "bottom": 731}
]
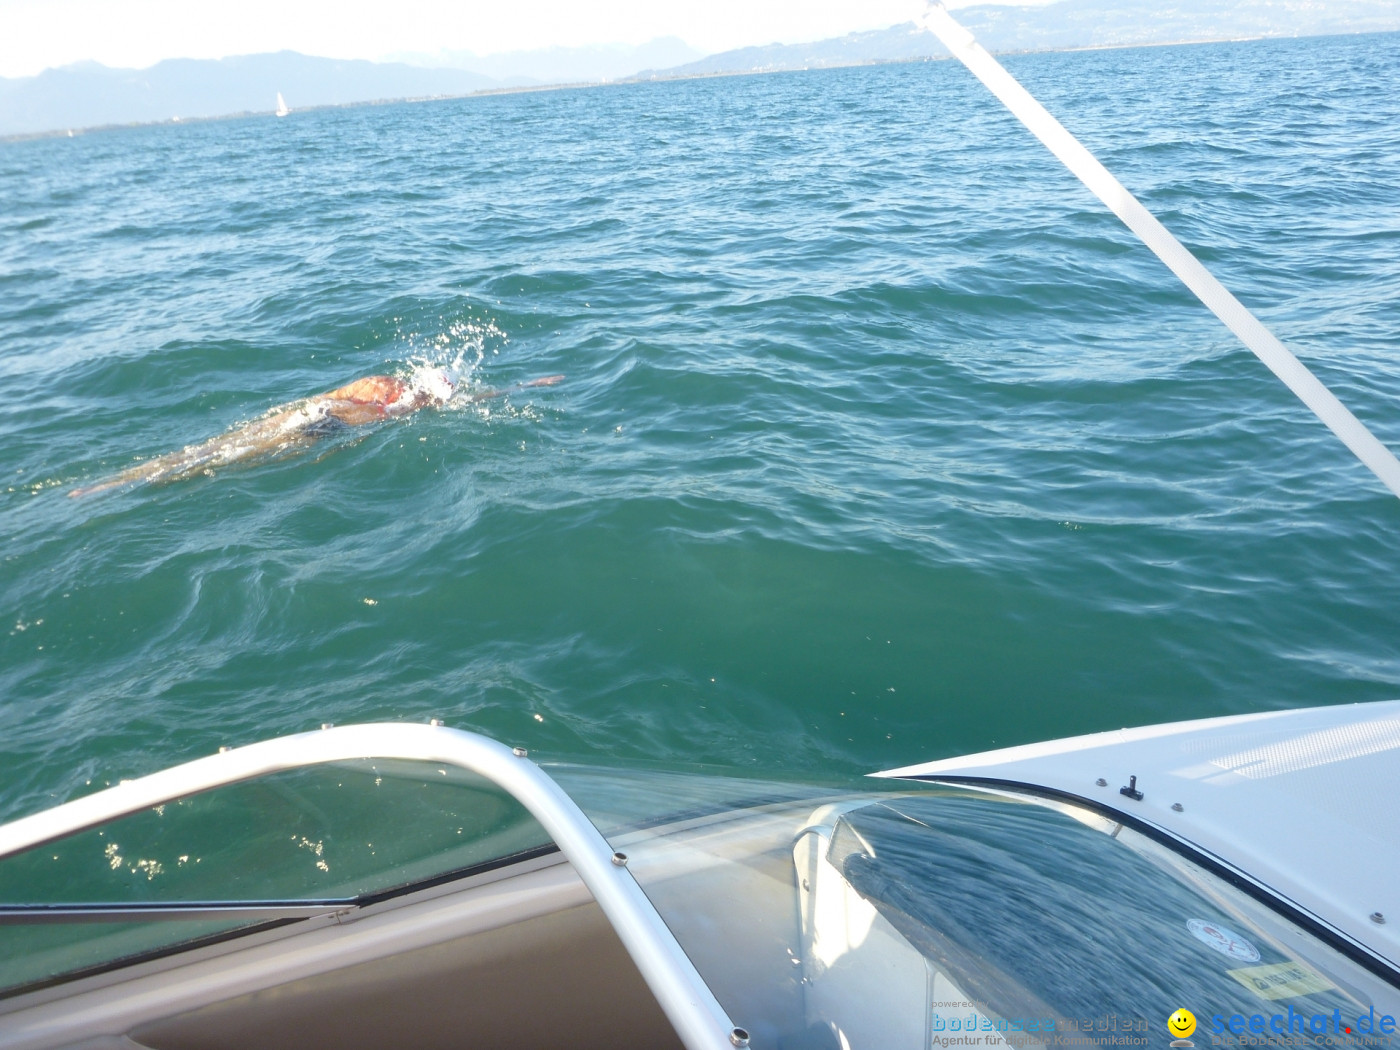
[{"left": 129, "top": 902, "right": 681, "bottom": 1050}]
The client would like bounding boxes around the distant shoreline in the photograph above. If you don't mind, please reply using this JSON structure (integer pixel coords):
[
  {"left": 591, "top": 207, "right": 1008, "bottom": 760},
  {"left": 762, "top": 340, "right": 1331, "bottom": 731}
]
[
  {"left": 0, "top": 79, "right": 624, "bottom": 144},
  {"left": 2, "top": 27, "right": 1393, "bottom": 145}
]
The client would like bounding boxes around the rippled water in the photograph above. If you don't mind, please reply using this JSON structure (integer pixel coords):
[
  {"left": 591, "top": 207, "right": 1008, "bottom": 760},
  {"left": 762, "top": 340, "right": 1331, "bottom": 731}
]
[{"left": 2, "top": 32, "right": 1399, "bottom": 819}]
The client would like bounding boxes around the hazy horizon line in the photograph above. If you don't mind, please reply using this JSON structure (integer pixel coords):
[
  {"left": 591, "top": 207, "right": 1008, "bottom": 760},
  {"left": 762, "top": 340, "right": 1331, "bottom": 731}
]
[{"left": 10, "top": 26, "right": 1395, "bottom": 144}]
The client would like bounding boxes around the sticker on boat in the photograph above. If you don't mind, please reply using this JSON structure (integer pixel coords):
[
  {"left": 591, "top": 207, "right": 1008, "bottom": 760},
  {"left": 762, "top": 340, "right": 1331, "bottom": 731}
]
[
  {"left": 1187, "top": 919, "right": 1261, "bottom": 962},
  {"left": 1225, "top": 961, "right": 1334, "bottom": 1000}
]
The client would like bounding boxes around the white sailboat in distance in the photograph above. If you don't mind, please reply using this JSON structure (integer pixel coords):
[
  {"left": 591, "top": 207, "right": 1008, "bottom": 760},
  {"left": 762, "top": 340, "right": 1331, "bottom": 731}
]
[{"left": 275, "top": 92, "right": 289, "bottom": 117}]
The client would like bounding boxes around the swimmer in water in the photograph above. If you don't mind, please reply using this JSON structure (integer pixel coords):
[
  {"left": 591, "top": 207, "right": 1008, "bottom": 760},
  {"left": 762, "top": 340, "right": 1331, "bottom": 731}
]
[{"left": 69, "top": 371, "right": 563, "bottom": 498}]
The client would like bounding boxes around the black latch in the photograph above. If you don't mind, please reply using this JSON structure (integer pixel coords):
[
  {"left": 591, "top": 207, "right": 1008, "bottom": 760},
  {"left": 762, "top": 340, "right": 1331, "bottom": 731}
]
[{"left": 1119, "top": 775, "right": 1143, "bottom": 801}]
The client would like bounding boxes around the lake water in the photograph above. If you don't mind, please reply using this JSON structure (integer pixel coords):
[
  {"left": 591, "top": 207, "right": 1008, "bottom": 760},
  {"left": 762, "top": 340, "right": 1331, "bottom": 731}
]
[{"left": 2, "top": 31, "right": 1399, "bottom": 821}]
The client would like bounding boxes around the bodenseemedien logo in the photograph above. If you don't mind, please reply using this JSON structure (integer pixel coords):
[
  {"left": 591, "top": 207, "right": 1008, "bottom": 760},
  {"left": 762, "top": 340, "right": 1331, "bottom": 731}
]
[{"left": 1169, "top": 1008, "right": 1196, "bottom": 1047}]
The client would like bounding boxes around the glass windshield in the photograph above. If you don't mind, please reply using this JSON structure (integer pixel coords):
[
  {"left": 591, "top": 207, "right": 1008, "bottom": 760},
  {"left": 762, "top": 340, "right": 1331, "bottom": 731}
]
[
  {"left": 545, "top": 770, "right": 1400, "bottom": 1050},
  {"left": 0, "top": 759, "right": 550, "bottom": 996},
  {"left": 831, "top": 793, "right": 1397, "bottom": 1046}
]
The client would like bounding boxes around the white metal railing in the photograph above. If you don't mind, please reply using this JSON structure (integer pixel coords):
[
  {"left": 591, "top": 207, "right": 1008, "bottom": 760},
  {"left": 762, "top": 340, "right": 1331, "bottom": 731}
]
[{"left": 0, "top": 723, "right": 750, "bottom": 1050}]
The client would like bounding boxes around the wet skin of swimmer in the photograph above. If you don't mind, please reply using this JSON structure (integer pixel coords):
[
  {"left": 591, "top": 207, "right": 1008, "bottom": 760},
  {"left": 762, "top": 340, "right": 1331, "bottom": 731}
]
[{"left": 69, "top": 371, "right": 563, "bottom": 498}]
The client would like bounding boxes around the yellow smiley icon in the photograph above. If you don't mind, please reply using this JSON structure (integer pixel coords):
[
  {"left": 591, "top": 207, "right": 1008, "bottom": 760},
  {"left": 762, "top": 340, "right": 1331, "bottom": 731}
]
[{"left": 1169, "top": 1010, "right": 1197, "bottom": 1039}]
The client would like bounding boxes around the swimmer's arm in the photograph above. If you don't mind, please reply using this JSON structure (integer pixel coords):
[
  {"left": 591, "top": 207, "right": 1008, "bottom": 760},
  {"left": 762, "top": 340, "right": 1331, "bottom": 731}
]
[{"left": 467, "top": 374, "right": 565, "bottom": 402}]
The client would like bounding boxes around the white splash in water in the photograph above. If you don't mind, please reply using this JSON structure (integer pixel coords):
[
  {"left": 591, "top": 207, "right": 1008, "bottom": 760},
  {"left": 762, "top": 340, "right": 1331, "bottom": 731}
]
[
  {"left": 405, "top": 364, "right": 456, "bottom": 405},
  {"left": 397, "top": 316, "right": 508, "bottom": 410}
]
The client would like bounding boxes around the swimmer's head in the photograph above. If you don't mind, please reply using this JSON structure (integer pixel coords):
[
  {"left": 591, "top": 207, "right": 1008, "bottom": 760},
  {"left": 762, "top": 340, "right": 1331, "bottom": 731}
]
[{"left": 410, "top": 367, "right": 456, "bottom": 406}]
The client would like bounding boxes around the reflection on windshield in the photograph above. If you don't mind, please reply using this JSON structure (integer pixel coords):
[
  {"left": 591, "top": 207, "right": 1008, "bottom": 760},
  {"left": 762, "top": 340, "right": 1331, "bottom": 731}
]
[{"left": 831, "top": 794, "right": 1391, "bottom": 1047}]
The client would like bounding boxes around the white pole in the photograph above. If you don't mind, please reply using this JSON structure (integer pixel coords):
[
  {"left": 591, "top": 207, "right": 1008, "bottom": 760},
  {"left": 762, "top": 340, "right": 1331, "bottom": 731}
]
[{"left": 919, "top": 3, "right": 1400, "bottom": 501}]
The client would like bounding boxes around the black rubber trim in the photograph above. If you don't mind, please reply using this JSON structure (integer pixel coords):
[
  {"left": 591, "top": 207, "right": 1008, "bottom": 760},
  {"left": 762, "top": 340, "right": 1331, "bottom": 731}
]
[
  {"left": 356, "top": 842, "right": 561, "bottom": 908},
  {"left": 0, "top": 900, "right": 356, "bottom": 923},
  {"left": 901, "top": 774, "right": 1400, "bottom": 991},
  {"left": 0, "top": 918, "right": 301, "bottom": 1002}
]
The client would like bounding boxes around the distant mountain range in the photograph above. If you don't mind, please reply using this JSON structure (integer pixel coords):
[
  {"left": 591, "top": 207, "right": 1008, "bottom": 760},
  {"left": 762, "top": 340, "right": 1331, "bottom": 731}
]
[
  {"left": 645, "top": 0, "right": 1400, "bottom": 77},
  {"left": 3, "top": 0, "right": 1398, "bottom": 139},
  {"left": 0, "top": 52, "right": 495, "bottom": 138},
  {"left": 388, "top": 37, "right": 702, "bottom": 86}
]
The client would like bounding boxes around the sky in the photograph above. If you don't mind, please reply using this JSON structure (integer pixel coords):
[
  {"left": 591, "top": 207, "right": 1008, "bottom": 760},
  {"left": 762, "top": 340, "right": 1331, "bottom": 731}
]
[{"left": 0, "top": 0, "right": 1030, "bottom": 79}]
